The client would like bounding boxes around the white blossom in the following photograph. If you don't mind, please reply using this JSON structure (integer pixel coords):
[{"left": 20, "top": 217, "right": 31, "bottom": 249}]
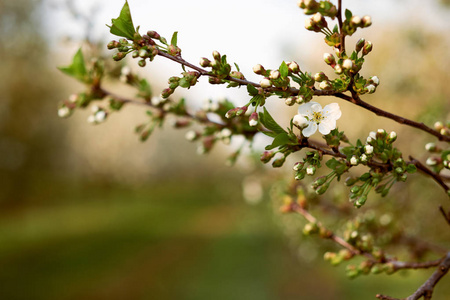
[
  {"left": 58, "top": 106, "right": 70, "bottom": 118},
  {"left": 293, "top": 102, "right": 342, "bottom": 137},
  {"left": 364, "top": 144, "right": 374, "bottom": 154},
  {"left": 185, "top": 130, "right": 198, "bottom": 141},
  {"left": 366, "top": 84, "right": 376, "bottom": 93},
  {"left": 350, "top": 156, "right": 358, "bottom": 165},
  {"left": 371, "top": 76, "right": 380, "bottom": 86},
  {"left": 94, "top": 110, "right": 107, "bottom": 123},
  {"left": 342, "top": 59, "right": 353, "bottom": 70},
  {"left": 306, "top": 165, "right": 315, "bottom": 175},
  {"left": 259, "top": 78, "right": 272, "bottom": 88},
  {"left": 426, "top": 157, "right": 437, "bottom": 166},
  {"left": 360, "top": 154, "right": 368, "bottom": 162},
  {"left": 220, "top": 128, "right": 232, "bottom": 138}
]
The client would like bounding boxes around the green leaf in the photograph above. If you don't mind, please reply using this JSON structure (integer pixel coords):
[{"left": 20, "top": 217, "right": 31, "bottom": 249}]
[
  {"left": 326, "top": 158, "right": 340, "bottom": 170},
  {"left": 260, "top": 107, "right": 287, "bottom": 135},
  {"left": 58, "top": 48, "right": 88, "bottom": 83},
  {"left": 234, "top": 63, "right": 240, "bottom": 72},
  {"left": 170, "top": 31, "right": 178, "bottom": 46},
  {"left": 333, "top": 25, "right": 339, "bottom": 33},
  {"left": 406, "top": 164, "right": 417, "bottom": 174},
  {"left": 324, "top": 32, "right": 341, "bottom": 47},
  {"left": 247, "top": 84, "right": 259, "bottom": 96},
  {"left": 265, "top": 132, "right": 290, "bottom": 150},
  {"left": 345, "top": 9, "right": 352, "bottom": 21},
  {"left": 107, "top": 1, "right": 137, "bottom": 40},
  {"left": 279, "top": 61, "right": 289, "bottom": 78}
]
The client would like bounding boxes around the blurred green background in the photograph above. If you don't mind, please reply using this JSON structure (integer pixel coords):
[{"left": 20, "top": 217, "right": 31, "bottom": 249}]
[{"left": 1, "top": 0, "right": 450, "bottom": 299}]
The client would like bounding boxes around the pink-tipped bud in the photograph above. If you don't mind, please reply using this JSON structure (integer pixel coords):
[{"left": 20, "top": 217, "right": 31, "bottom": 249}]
[
  {"left": 249, "top": 112, "right": 259, "bottom": 127},
  {"left": 253, "top": 64, "right": 266, "bottom": 75},
  {"left": 260, "top": 151, "right": 275, "bottom": 163},
  {"left": 362, "top": 41, "right": 373, "bottom": 56},
  {"left": 212, "top": 50, "right": 221, "bottom": 60},
  {"left": 288, "top": 61, "right": 300, "bottom": 73},
  {"left": 269, "top": 70, "right": 281, "bottom": 80},
  {"left": 323, "top": 53, "right": 336, "bottom": 66},
  {"left": 362, "top": 16, "right": 372, "bottom": 27},
  {"left": 199, "top": 57, "right": 211, "bottom": 67},
  {"left": 355, "top": 38, "right": 365, "bottom": 53}
]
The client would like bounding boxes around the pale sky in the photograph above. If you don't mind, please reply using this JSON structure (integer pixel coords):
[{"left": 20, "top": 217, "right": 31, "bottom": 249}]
[{"left": 45, "top": 0, "right": 450, "bottom": 103}]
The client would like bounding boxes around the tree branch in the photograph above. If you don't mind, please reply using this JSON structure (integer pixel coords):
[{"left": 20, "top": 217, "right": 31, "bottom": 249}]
[{"left": 409, "top": 156, "right": 449, "bottom": 194}]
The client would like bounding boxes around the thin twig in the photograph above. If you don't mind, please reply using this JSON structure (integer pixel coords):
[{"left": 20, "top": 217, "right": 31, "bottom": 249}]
[
  {"left": 439, "top": 206, "right": 450, "bottom": 226},
  {"left": 409, "top": 156, "right": 449, "bottom": 194}
]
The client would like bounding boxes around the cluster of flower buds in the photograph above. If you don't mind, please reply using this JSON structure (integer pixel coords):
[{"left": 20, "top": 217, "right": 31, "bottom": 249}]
[
  {"left": 87, "top": 105, "right": 108, "bottom": 124},
  {"left": 434, "top": 121, "right": 450, "bottom": 136},
  {"left": 364, "top": 76, "right": 380, "bottom": 94},
  {"left": 292, "top": 151, "right": 322, "bottom": 181},
  {"left": 424, "top": 128, "right": 450, "bottom": 173},
  {"left": 297, "top": 0, "right": 337, "bottom": 18},
  {"left": 305, "top": 12, "right": 328, "bottom": 32}
]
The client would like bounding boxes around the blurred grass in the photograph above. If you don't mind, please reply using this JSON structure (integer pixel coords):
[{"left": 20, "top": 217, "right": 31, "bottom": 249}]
[{"left": 0, "top": 174, "right": 449, "bottom": 300}]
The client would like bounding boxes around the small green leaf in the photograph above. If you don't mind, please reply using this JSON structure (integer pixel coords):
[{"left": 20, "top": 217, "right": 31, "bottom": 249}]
[
  {"left": 279, "top": 61, "right": 289, "bottom": 78},
  {"left": 333, "top": 24, "right": 339, "bottom": 33},
  {"left": 345, "top": 9, "right": 352, "bottom": 21},
  {"left": 324, "top": 32, "right": 341, "bottom": 47},
  {"left": 265, "top": 132, "right": 290, "bottom": 150},
  {"left": 247, "top": 84, "right": 259, "bottom": 96},
  {"left": 107, "top": 1, "right": 137, "bottom": 40},
  {"left": 58, "top": 48, "right": 88, "bottom": 83},
  {"left": 326, "top": 158, "right": 340, "bottom": 170},
  {"left": 260, "top": 107, "right": 287, "bottom": 135},
  {"left": 170, "top": 31, "right": 178, "bottom": 46},
  {"left": 406, "top": 164, "right": 417, "bottom": 174},
  {"left": 234, "top": 63, "right": 240, "bottom": 72}
]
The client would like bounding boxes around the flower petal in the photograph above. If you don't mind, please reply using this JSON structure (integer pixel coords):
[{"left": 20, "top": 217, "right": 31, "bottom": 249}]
[
  {"left": 319, "top": 120, "right": 336, "bottom": 135},
  {"left": 298, "top": 101, "right": 320, "bottom": 117},
  {"left": 322, "top": 103, "right": 342, "bottom": 120},
  {"left": 302, "top": 122, "right": 317, "bottom": 137}
]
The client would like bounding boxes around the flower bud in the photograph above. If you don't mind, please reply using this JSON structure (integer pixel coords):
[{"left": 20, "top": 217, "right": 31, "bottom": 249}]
[
  {"left": 323, "top": 53, "right": 336, "bottom": 66},
  {"left": 147, "top": 30, "right": 160, "bottom": 39},
  {"left": 366, "top": 84, "right": 376, "bottom": 94},
  {"left": 199, "top": 57, "right": 211, "bottom": 67},
  {"left": 293, "top": 114, "right": 308, "bottom": 128},
  {"left": 350, "top": 15, "right": 362, "bottom": 27},
  {"left": 434, "top": 121, "right": 444, "bottom": 131},
  {"left": 285, "top": 97, "right": 296, "bottom": 106},
  {"left": 362, "top": 15, "right": 372, "bottom": 27},
  {"left": 319, "top": 80, "right": 332, "bottom": 90},
  {"left": 370, "top": 76, "right": 380, "bottom": 86},
  {"left": 160, "top": 87, "right": 174, "bottom": 99},
  {"left": 345, "top": 176, "right": 358, "bottom": 186},
  {"left": 272, "top": 156, "right": 286, "bottom": 168},
  {"left": 315, "top": 182, "right": 330, "bottom": 195},
  {"left": 386, "top": 131, "right": 397, "bottom": 144},
  {"left": 113, "top": 52, "right": 126, "bottom": 61},
  {"left": 269, "top": 70, "right": 281, "bottom": 80},
  {"left": 138, "top": 60, "right": 146, "bottom": 67},
  {"left": 355, "top": 195, "right": 367, "bottom": 208},
  {"left": 260, "top": 151, "right": 275, "bottom": 163},
  {"left": 225, "top": 107, "right": 238, "bottom": 119},
  {"left": 288, "top": 61, "right": 300, "bottom": 73},
  {"left": 350, "top": 156, "right": 358, "bottom": 165},
  {"left": 355, "top": 38, "right": 365, "bottom": 53},
  {"left": 235, "top": 106, "right": 248, "bottom": 116},
  {"left": 212, "top": 50, "right": 221, "bottom": 60},
  {"left": 58, "top": 106, "right": 71, "bottom": 118},
  {"left": 425, "top": 142, "right": 437, "bottom": 152},
  {"left": 360, "top": 153, "right": 368, "bottom": 162},
  {"left": 342, "top": 59, "right": 354, "bottom": 70},
  {"left": 293, "top": 161, "right": 304, "bottom": 171},
  {"left": 364, "top": 144, "right": 374, "bottom": 154},
  {"left": 314, "top": 72, "right": 328, "bottom": 82},
  {"left": 253, "top": 64, "right": 265, "bottom": 75},
  {"left": 334, "top": 64, "right": 343, "bottom": 74},
  {"left": 362, "top": 41, "right": 373, "bottom": 56},
  {"left": 259, "top": 78, "right": 272, "bottom": 88},
  {"left": 306, "top": 165, "right": 316, "bottom": 175},
  {"left": 185, "top": 130, "right": 200, "bottom": 141},
  {"left": 249, "top": 112, "right": 259, "bottom": 127}
]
